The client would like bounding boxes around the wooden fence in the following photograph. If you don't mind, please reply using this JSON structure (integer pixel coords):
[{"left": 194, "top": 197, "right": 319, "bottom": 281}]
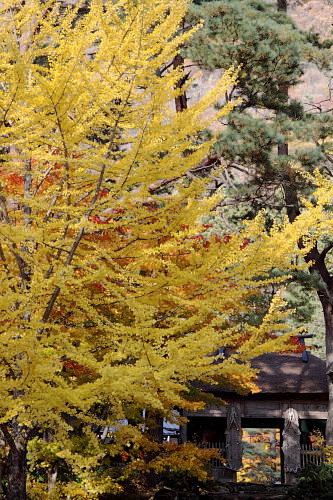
[
  {"left": 201, "top": 441, "right": 226, "bottom": 468},
  {"left": 201, "top": 441, "right": 325, "bottom": 476},
  {"left": 300, "top": 443, "right": 325, "bottom": 468}
]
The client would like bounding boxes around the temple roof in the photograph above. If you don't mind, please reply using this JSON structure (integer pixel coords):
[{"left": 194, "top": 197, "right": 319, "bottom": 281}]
[
  {"left": 197, "top": 352, "right": 328, "bottom": 396},
  {"left": 250, "top": 352, "right": 328, "bottom": 394}
]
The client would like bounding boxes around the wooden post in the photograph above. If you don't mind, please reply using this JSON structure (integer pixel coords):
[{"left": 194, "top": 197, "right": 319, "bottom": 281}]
[
  {"left": 282, "top": 408, "right": 301, "bottom": 485},
  {"left": 179, "top": 419, "right": 187, "bottom": 444},
  {"left": 280, "top": 426, "right": 285, "bottom": 484},
  {"left": 225, "top": 403, "right": 242, "bottom": 481}
]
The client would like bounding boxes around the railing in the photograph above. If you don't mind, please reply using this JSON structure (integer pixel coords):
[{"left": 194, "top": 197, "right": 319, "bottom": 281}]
[
  {"left": 202, "top": 441, "right": 325, "bottom": 474},
  {"left": 300, "top": 443, "right": 325, "bottom": 468},
  {"left": 201, "top": 441, "right": 226, "bottom": 468}
]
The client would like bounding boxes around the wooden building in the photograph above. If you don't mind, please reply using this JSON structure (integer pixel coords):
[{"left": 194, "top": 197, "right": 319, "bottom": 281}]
[{"left": 182, "top": 351, "right": 328, "bottom": 483}]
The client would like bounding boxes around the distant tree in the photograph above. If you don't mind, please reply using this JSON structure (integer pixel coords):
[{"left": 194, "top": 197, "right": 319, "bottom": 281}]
[{"left": 240, "top": 429, "right": 280, "bottom": 483}]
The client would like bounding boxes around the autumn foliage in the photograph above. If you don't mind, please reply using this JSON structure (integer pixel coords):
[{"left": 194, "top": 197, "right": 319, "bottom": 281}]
[{"left": 0, "top": 0, "right": 332, "bottom": 497}]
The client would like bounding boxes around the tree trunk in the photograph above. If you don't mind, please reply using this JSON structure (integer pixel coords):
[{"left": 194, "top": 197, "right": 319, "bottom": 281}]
[
  {"left": 277, "top": 0, "right": 287, "bottom": 12},
  {"left": 142, "top": 410, "right": 164, "bottom": 487},
  {"left": 283, "top": 200, "right": 333, "bottom": 443},
  {"left": 43, "top": 428, "right": 58, "bottom": 493},
  {"left": 173, "top": 53, "right": 188, "bottom": 113},
  {"left": 1, "top": 422, "right": 28, "bottom": 500},
  {"left": 275, "top": 0, "right": 333, "bottom": 446},
  {"left": 280, "top": 114, "right": 333, "bottom": 443},
  {"left": 145, "top": 411, "right": 163, "bottom": 444},
  {"left": 318, "top": 293, "right": 333, "bottom": 445},
  {"left": 277, "top": 0, "right": 333, "bottom": 442},
  {"left": 48, "top": 464, "right": 58, "bottom": 493},
  {"left": 7, "top": 441, "right": 27, "bottom": 500}
]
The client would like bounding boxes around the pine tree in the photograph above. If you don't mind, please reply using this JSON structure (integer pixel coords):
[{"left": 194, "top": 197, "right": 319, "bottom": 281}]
[{"left": 186, "top": 0, "right": 333, "bottom": 441}]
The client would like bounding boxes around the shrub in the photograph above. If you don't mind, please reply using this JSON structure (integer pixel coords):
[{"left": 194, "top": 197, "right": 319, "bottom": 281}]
[{"left": 290, "top": 463, "right": 333, "bottom": 499}]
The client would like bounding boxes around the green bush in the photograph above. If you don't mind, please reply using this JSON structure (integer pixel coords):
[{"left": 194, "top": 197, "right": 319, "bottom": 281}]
[{"left": 290, "top": 463, "right": 333, "bottom": 499}]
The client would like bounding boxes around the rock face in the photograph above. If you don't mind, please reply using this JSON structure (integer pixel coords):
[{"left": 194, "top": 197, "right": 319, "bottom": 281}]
[
  {"left": 291, "top": 0, "right": 333, "bottom": 38},
  {"left": 186, "top": 66, "right": 225, "bottom": 132},
  {"left": 288, "top": 0, "right": 333, "bottom": 113}
]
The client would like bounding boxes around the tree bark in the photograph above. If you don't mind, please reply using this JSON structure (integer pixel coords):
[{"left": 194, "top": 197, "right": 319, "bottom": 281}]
[
  {"left": 145, "top": 411, "right": 164, "bottom": 444},
  {"left": 1, "top": 423, "right": 28, "bottom": 500},
  {"left": 7, "top": 444, "right": 27, "bottom": 500},
  {"left": 48, "top": 464, "right": 58, "bottom": 493},
  {"left": 0, "top": 432, "right": 7, "bottom": 497},
  {"left": 42, "top": 429, "right": 58, "bottom": 493}
]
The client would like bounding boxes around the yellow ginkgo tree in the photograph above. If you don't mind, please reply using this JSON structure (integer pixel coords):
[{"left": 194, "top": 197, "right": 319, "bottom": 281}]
[{"left": 0, "top": 0, "right": 333, "bottom": 498}]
